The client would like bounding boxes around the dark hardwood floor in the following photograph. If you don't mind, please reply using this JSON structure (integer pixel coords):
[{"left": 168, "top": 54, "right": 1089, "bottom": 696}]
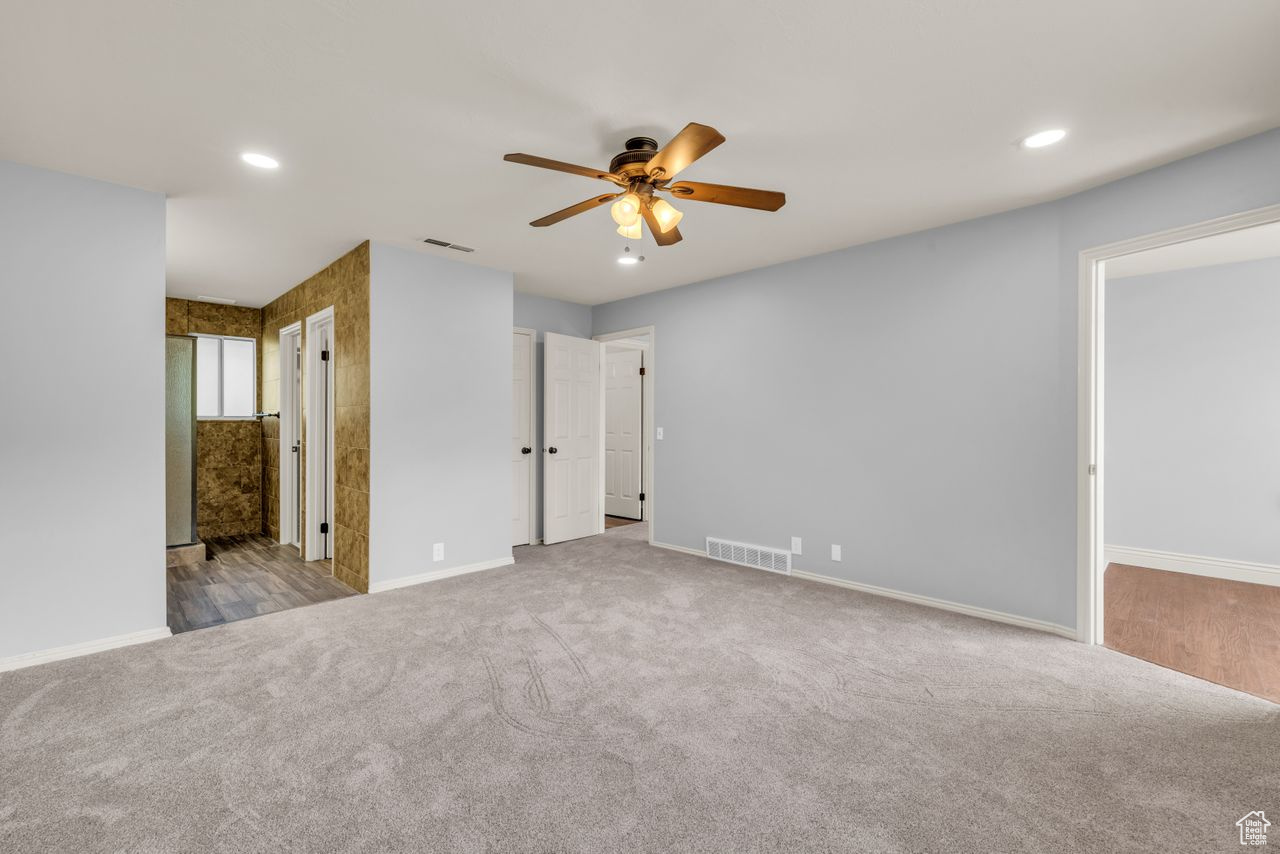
[
  {"left": 1105, "top": 562, "right": 1280, "bottom": 704},
  {"left": 604, "top": 515, "right": 642, "bottom": 529},
  {"left": 167, "top": 534, "right": 357, "bottom": 634}
]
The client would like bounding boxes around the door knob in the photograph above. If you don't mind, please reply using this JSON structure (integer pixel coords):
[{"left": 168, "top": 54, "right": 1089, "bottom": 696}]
[
  {"left": 521, "top": 447, "right": 531, "bottom": 455},
  {"left": 548, "top": 447, "right": 558, "bottom": 454}
]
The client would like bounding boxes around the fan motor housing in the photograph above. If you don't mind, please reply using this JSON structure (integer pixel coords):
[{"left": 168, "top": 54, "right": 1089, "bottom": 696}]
[{"left": 609, "top": 136, "right": 659, "bottom": 178}]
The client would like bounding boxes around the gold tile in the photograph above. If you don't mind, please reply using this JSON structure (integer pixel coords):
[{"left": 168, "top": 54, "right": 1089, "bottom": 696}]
[
  {"left": 335, "top": 485, "right": 370, "bottom": 533},
  {"left": 166, "top": 298, "right": 189, "bottom": 335},
  {"left": 336, "top": 447, "right": 369, "bottom": 493},
  {"left": 335, "top": 405, "right": 370, "bottom": 450}
]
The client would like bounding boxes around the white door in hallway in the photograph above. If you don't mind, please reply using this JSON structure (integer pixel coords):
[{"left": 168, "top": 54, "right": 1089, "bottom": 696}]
[
  {"left": 604, "top": 347, "right": 643, "bottom": 519},
  {"left": 512, "top": 329, "right": 533, "bottom": 546},
  {"left": 543, "top": 332, "right": 601, "bottom": 544}
]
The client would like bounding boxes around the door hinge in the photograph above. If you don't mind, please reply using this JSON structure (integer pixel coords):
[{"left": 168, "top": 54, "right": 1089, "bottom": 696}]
[
  {"left": 320, "top": 349, "right": 330, "bottom": 362},
  {"left": 639, "top": 366, "right": 646, "bottom": 376},
  {"left": 639, "top": 492, "right": 645, "bottom": 501},
  {"left": 320, "top": 522, "right": 329, "bottom": 534},
  {"left": 1088, "top": 464, "right": 1096, "bottom": 476}
]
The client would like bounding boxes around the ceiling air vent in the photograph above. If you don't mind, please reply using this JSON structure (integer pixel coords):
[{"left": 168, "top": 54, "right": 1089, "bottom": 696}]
[
  {"left": 705, "top": 537, "right": 791, "bottom": 575},
  {"left": 423, "top": 238, "right": 476, "bottom": 252}
]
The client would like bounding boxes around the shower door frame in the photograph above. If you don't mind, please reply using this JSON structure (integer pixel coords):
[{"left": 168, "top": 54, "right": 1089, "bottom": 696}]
[{"left": 166, "top": 334, "right": 198, "bottom": 546}]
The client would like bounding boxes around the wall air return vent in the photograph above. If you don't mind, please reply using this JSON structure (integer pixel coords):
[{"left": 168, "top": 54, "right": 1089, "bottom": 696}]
[
  {"left": 423, "top": 238, "right": 476, "bottom": 252},
  {"left": 705, "top": 537, "right": 791, "bottom": 575}
]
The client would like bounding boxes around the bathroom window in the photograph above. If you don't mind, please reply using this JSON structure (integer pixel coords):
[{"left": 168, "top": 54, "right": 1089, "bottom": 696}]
[{"left": 195, "top": 334, "right": 256, "bottom": 419}]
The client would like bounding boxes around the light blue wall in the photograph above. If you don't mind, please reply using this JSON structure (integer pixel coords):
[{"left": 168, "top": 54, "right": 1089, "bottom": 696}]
[
  {"left": 0, "top": 160, "right": 167, "bottom": 659},
  {"left": 1106, "top": 256, "right": 1280, "bottom": 565},
  {"left": 369, "top": 244, "right": 514, "bottom": 583},
  {"left": 514, "top": 292, "right": 592, "bottom": 542},
  {"left": 592, "top": 128, "right": 1280, "bottom": 630}
]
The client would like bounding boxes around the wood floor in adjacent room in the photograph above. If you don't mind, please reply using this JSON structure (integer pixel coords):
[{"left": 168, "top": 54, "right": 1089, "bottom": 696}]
[
  {"left": 167, "top": 534, "right": 357, "bottom": 633},
  {"left": 1104, "top": 562, "right": 1280, "bottom": 703}
]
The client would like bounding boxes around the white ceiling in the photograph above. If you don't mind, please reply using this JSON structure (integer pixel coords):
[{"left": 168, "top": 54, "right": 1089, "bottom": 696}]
[
  {"left": 1107, "top": 221, "right": 1280, "bottom": 278},
  {"left": 3, "top": 1, "right": 1279, "bottom": 307}
]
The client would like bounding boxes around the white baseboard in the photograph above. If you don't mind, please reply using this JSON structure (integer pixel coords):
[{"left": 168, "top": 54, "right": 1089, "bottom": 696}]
[
  {"left": 1104, "top": 545, "right": 1280, "bottom": 588},
  {"left": 0, "top": 627, "right": 172, "bottom": 674},
  {"left": 652, "top": 540, "right": 1074, "bottom": 639},
  {"left": 791, "top": 571, "right": 1076, "bottom": 639},
  {"left": 651, "top": 540, "right": 706, "bottom": 558},
  {"left": 369, "top": 556, "right": 515, "bottom": 594}
]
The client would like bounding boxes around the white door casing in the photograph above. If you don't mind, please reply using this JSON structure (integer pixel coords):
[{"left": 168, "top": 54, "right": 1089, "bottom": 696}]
[
  {"left": 512, "top": 328, "right": 534, "bottom": 546},
  {"left": 543, "top": 332, "right": 602, "bottom": 544},
  {"left": 304, "top": 308, "right": 335, "bottom": 561},
  {"left": 278, "top": 322, "right": 302, "bottom": 547},
  {"left": 604, "top": 346, "right": 643, "bottom": 519}
]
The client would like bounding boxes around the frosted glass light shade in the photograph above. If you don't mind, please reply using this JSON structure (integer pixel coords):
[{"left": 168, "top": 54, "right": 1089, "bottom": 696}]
[
  {"left": 617, "top": 220, "right": 642, "bottom": 239},
  {"left": 650, "top": 198, "right": 683, "bottom": 233},
  {"left": 610, "top": 192, "right": 641, "bottom": 227}
]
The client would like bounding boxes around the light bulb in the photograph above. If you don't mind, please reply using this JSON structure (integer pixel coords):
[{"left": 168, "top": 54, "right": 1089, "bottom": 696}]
[
  {"left": 650, "top": 198, "right": 683, "bottom": 233},
  {"left": 617, "top": 220, "right": 642, "bottom": 239},
  {"left": 610, "top": 192, "right": 641, "bottom": 227}
]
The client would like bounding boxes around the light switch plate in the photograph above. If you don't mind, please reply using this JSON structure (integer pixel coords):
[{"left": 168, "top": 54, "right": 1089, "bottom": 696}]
[
  {"left": 831, "top": 544, "right": 842, "bottom": 562},
  {"left": 433, "top": 543, "right": 444, "bottom": 562},
  {"left": 791, "top": 536, "right": 802, "bottom": 555},
  {"left": 656, "top": 427, "right": 664, "bottom": 440}
]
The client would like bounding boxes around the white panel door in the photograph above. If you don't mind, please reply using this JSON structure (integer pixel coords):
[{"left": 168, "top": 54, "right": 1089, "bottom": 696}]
[
  {"left": 512, "top": 330, "right": 533, "bottom": 545},
  {"left": 604, "top": 347, "right": 643, "bottom": 519},
  {"left": 543, "top": 332, "right": 601, "bottom": 544}
]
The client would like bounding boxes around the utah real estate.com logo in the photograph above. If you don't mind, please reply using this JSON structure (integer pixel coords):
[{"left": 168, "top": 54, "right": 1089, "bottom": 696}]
[{"left": 1238, "top": 811, "right": 1270, "bottom": 846}]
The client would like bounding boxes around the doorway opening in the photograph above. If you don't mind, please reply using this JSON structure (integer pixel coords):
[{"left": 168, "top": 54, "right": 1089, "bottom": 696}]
[
  {"left": 1078, "top": 203, "right": 1280, "bottom": 702},
  {"left": 596, "top": 326, "right": 655, "bottom": 542},
  {"left": 279, "top": 322, "right": 302, "bottom": 550},
  {"left": 532, "top": 326, "right": 656, "bottom": 547},
  {"left": 602, "top": 336, "right": 647, "bottom": 530},
  {"left": 305, "top": 308, "right": 335, "bottom": 562}
]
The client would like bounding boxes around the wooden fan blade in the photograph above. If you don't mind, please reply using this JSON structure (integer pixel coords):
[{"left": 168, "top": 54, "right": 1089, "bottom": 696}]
[
  {"left": 529, "top": 193, "right": 621, "bottom": 227},
  {"left": 645, "top": 123, "right": 726, "bottom": 182},
  {"left": 666, "top": 181, "right": 786, "bottom": 211},
  {"left": 504, "top": 153, "right": 623, "bottom": 185},
  {"left": 640, "top": 200, "right": 683, "bottom": 246}
]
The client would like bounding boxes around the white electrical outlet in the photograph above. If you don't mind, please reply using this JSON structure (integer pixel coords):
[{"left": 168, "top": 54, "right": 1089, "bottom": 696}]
[
  {"left": 433, "top": 543, "right": 444, "bottom": 562},
  {"left": 656, "top": 427, "right": 664, "bottom": 440},
  {"left": 791, "top": 536, "right": 802, "bottom": 555},
  {"left": 831, "top": 544, "right": 842, "bottom": 562}
]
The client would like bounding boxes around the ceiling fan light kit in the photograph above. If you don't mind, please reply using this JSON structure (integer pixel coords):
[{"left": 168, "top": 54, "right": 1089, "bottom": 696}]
[
  {"left": 610, "top": 192, "right": 642, "bottom": 227},
  {"left": 617, "top": 220, "right": 642, "bottom": 239},
  {"left": 504, "top": 122, "right": 786, "bottom": 247}
]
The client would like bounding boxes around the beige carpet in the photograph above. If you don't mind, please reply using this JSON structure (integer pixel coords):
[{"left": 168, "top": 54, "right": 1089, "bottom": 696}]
[{"left": 2, "top": 522, "right": 1276, "bottom": 852}]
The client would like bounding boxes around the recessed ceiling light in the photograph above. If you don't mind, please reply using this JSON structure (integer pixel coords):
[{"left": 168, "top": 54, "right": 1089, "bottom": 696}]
[
  {"left": 617, "top": 256, "right": 639, "bottom": 265},
  {"left": 1020, "top": 129, "right": 1067, "bottom": 149},
  {"left": 240, "top": 152, "right": 279, "bottom": 169}
]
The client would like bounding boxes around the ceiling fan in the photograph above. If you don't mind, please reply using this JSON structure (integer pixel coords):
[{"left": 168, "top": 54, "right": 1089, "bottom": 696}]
[{"left": 503, "top": 122, "right": 785, "bottom": 247}]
